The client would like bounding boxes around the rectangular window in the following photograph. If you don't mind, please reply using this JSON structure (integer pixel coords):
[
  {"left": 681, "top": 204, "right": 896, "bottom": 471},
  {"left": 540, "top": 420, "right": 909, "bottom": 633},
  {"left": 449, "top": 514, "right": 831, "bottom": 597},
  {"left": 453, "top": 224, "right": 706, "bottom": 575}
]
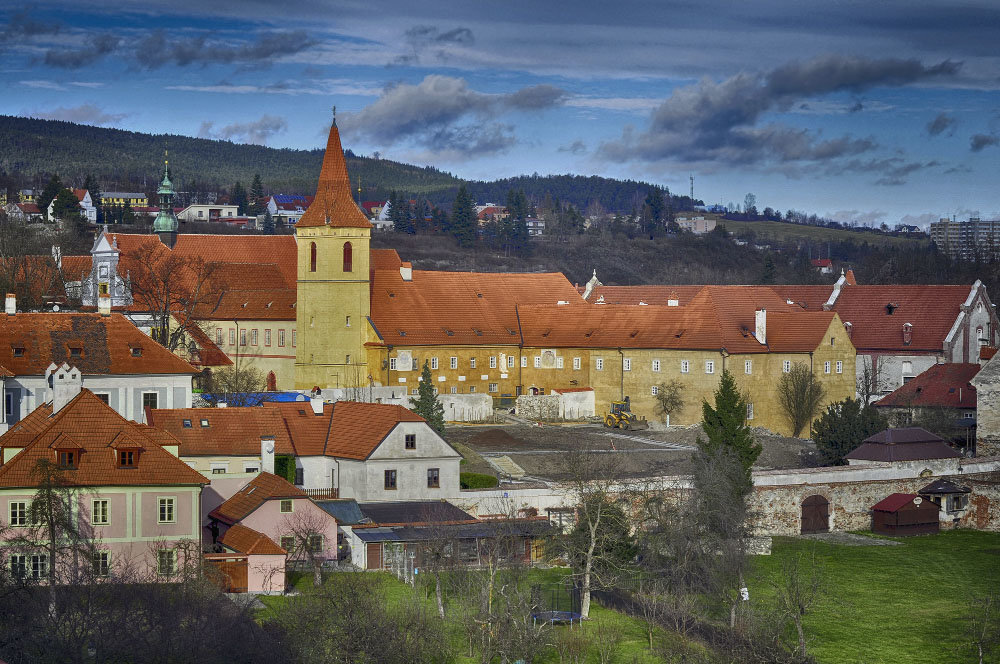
[
  {"left": 623, "top": 358, "right": 631, "bottom": 371},
  {"left": 521, "top": 356, "right": 527, "bottom": 368},
  {"left": 210, "top": 467, "right": 226, "bottom": 475},
  {"left": 308, "top": 535, "right": 323, "bottom": 553},
  {"left": 280, "top": 499, "right": 293, "bottom": 513},
  {"left": 9, "top": 501, "right": 27, "bottom": 526},
  {"left": 31, "top": 554, "right": 48, "bottom": 579},
  {"left": 119, "top": 451, "right": 135, "bottom": 467},
  {"left": 92, "top": 499, "right": 110, "bottom": 525},
  {"left": 389, "top": 357, "right": 397, "bottom": 371},
  {"left": 431, "top": 357, "right": 438, "bottom": 370},
  {"left": 534, "top": 356, "right": 541, "bottom": 368},
  {"left": 508, "top": 355, "right": 515, "bottom": 368},
  {"left": 573, "top": 357, "right": 581, "bottom": 370},
  {"left": 469, "top": 385, "right": 476, "bottom": 393},
  {"left": 229, "top": 329, "right": 236, "bottom": 345},
  {"left": 470, "top": 357, "right": 477, "bottom": 369},
  {"left": 142, "top": 392, "right": 158, "bottom": 410},
  {"left": 95, "top": 393, "right": 109, "bottom": 405},
  {"left": 9, "top": 554, "right": 26, "bottom": 579},
  {"left": 783, "top": 360, "right": 791, "bottom": 373},
  {"left": 746, "top": 403, "right": 754, "bottom": 420},
  {"left": 292, "top": 330, "right": 296, "bottom": 347},
  {"left": 745, "top": 360, "right": 752, "bottom": 375},
  {"left": 489, "top": 356, "right": 497, "bottom": 369},
  {"left": 556, "top": 357, "right": 564, "bottom": 369},
  {"left": 405, "top": 434, "right": 416, "bottom": 449},
  {"left": 294, "top": 468, "right": 304, "bottom": 485},
  {"left": 652, "top": 359, "right": 661, "bottom": 372},
  {"left": 93, "top": 551, "right": 110, "bottom": 577},
  {"left": 216, "top": 328, "right": 223, "bottom": 345},
  {"left": 278, "top": 329, "right": 285, "bottom": 347},
  {"left": 489, "top": 383, "right": 498, "bottom": 393},
  {"left": 345, "top": 316, "right": 351, "bottom": 328},
  {"left": 681, "top": 360, "right": 690, "bottom": 374},
  {"left": 824, "top": 361, "right": 831, "bottom": 374},
  {"left": 240, "top": 329, "right": 247, "bottom": 346},
  {"left": 158, "top": 497, "right": 175, "bottom": 524},
  {"left": 157, "top": 550, "right": 176, "bottom": 576},
  {"left": 264, "top": 329, "right": 271, "bottom": 346},
  {"left": 596, "top": 358, "right": 604, "bottom": 371},
  {"left": 280, "top": 536, "right": 295, "bottom": 552},
  {"left": 651, "top": 385, "right": 659, "bottom": 396},
  {"left": 250, "top": 329, "right": 258, "bottom": 346},
  {"left": 450, "top": 385, "right": 458, "bottom": 394},
  {"left": 450, "top": 356, "right": 458, "bottom": 369},
  {"left": 836, "top": 361, "right": 843, "bottom": 374},
  {"left": 427, "top": 468, "right": 440, "bottom": 488},
  {"left": 384, "top": 469, "right": 397, "bottom": 490},
  {"left": 58, "top": 451, "right": 76, "bottom": 469},
  {"left": 705, "top": 361, "right": 714, "bottom": 374}
]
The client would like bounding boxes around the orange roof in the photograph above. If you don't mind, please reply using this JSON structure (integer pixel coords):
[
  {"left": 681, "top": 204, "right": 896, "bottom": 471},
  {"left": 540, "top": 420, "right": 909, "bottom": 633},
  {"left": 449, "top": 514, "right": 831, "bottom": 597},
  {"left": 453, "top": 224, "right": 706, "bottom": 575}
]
[
  {"left": 207, "top": 262, "right": 289, "bottom": 290},
  {"left": 220, "top": 523, "right": 286, "bottom": 555},
  {"left": 371, "top": 248, "right": 402, "bottom": 272},
  {"left": 61, "top": 255, "right": 92, "bottom": 280},
  {"left": 0, "top": 390, "right": 207, "bottom": 488},
  {"left": 182, "top": 324, "right": 233, "bottom": 367},
  {"left": 769, "top": 285, "right": 836, "bottom": 310},
  {"left": 371, "top": 269, "right": 583, "bottom": 345},
  {"left": 0, "top": 402, "right": 54, "bottom": 450},
  {"left": 587, "top": 285, "right": 704, "bottom": 306},
  {"left": 147, "top": 407, "right": 294, "bottom": 456},
  {"left": 209, "top": 472, "right": 306, "bottom": 525},
  {"left": 193, "top": 289, "right": 296, "bottom": 321},
  {"left": 264, "top": 400, "right": 428, "bottom": 460},
  {"left": 763, "top": 311, "right": 838, "bottom": 352},
  {"left": 72, "top": 189, "right": 88, "bottom": 202},
  {"left": 296, "top": 121, "right": 371, "bottom": 229},
  {"left": 0, "top": 312, "right": 197, "bottom": 376},
  {"left": 875, "top": 363, "right": 979, "bottom": 409}
]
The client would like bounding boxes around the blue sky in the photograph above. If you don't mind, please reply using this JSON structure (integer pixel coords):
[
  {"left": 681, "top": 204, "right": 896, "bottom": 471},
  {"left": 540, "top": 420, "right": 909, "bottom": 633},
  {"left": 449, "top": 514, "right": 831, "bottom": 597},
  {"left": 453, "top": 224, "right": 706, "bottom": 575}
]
[{"left": 4, "top": 0, "right": 999, "bottom": 225}]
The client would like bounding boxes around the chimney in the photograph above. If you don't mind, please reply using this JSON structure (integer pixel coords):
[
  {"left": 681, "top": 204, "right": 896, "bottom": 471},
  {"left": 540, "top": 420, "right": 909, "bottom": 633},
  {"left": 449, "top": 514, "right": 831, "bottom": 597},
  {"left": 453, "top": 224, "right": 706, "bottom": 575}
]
[
  {"left": 310, "top": 394, "right": 324, "bottom": 415},
  {"left": 261, "top": 436, "right": 276, "bottom": 475},
  {"left": 47, "top": 363, "right": 82, "bottom": 413},
  {"left": 755, "top": 309, "right": 766, "bottom": 345},
  {"left": 399, "top": 262, "right": 412, "bottom": 281},
  {"left": 5, "top": 293, "right": 15, "bottom": 315},
  {"left": 903, "top": 322, "right": 913, "bottom": 345},
  {"left": 843, "top": 321, "right": 853, "bottom": 339},
  {"left": 98, "top": 293, "right": 111, "bottom": 316}
]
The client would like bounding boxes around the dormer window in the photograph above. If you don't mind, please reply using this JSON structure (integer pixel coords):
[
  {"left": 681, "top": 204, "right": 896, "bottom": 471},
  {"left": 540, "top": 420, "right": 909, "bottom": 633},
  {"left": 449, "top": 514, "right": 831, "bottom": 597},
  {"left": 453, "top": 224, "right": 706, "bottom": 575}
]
[
  {"left": 119, "top": 451, "right": 136, "bottom": 468},
  {"left": 12, "top": 347, "right": 23, "bottom": 357},
  {"left": 58, "top": 451, "right": 77, "bottom": 469},
  {"left": 200, "top": 419, "right": 209, "bottom": 427},
  {"left": 131, "top": 347, "right": 142, "bottom": 357},
  {"left": 69, "top": 347, "right": 83, "bottom": 359}
]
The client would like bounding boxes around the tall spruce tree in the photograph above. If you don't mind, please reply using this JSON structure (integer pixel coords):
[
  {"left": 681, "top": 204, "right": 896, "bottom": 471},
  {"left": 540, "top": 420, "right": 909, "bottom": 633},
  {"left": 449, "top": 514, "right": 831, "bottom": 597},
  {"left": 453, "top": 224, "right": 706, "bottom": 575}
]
[
  {"left": 450, "top": 184, "right": 477, "bottom": 247},
  {"left": 411, "top": 361, "right": 445, "bottom": 433},
  {"left": 37, "top": 174, "right": 62, "bottom": 219},
  {"left": 231, "top": 181, "right": 248, "bottom": 215},
  {"left": 813, "top": 398, "right": 887, "bottom": 465},
  {"left": 698, "top": 370, "right": 761, "bottom": 491},
  {"left": 261, "top": 210, "right": 276, "bottom": 235},
  {"left": 248, "top": 173, "right": 264, "bottom": 215}
]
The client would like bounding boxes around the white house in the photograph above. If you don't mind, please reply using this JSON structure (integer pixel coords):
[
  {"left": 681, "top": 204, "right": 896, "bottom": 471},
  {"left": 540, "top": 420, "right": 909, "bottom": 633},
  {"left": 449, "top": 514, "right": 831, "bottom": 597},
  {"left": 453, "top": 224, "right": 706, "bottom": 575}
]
[
  {"left": 265, "top": 195, "right": 312, "bottom": 226},
  {"left": 0, "top": 301, "right": 197, "bottom": 432},
  {"left": 46, "top": 189, "right": 97, "bottom": 223},
  {"left": 177, "top": 204, "right": 239, "bottom": 222}
]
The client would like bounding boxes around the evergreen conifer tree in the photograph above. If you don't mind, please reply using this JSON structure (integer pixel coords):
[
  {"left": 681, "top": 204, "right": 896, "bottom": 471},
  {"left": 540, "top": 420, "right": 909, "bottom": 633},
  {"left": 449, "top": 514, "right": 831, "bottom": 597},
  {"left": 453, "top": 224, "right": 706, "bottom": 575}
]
[
  {"left": 248, "top": 173, "right": 264, "bottom": 215},
  {"left": 261, "top": 210, "right": 276, "bottom": 235},
  {"left": 411, "top": 361, "right": 445, "bottom": 433},
  {"left": 698, "top": 370, "right": 761, "bottom": 492},
  {"left": 38, "top": 174, "right": 62, "bottom": 219},
  {"left": 812, "top": 398, "right": 887, "bottom": 465},
  {"left": 231, "top": 181, "right": 248, "bottom": 215},
  {"left": 450, "top": 184, "right": 477, "bottom": 247}
]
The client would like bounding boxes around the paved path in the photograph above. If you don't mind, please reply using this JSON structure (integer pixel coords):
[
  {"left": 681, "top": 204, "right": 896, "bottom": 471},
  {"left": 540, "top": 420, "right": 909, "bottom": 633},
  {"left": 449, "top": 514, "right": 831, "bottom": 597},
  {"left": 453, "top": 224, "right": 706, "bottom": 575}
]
[
  {"left": 799, "top": 532, "right": 901, "bottom": 546},
  {"left": 598, "top": 431, "right": 696, "bottom": 451}
]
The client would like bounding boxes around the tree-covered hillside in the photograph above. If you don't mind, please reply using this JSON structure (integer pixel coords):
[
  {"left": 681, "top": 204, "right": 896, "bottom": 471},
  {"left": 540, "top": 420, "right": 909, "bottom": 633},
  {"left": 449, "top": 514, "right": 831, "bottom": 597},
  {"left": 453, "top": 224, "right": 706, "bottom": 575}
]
[{"left": 0, "top": 116, "right": 682, "bottom": 213}]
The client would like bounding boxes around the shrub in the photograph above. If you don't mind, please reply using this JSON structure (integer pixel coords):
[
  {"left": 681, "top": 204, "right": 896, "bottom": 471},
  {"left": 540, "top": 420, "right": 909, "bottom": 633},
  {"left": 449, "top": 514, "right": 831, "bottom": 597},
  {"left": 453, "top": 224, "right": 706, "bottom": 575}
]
[{"left": 460, "top": 472, "right": 498, "bottom": 489}]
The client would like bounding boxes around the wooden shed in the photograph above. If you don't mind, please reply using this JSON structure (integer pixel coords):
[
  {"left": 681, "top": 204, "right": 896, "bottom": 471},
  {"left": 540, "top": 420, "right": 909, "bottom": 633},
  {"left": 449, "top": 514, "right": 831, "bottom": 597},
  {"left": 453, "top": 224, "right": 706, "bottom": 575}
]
[{"left": 871, "top": 493, "right": 940, "bottom": 536}]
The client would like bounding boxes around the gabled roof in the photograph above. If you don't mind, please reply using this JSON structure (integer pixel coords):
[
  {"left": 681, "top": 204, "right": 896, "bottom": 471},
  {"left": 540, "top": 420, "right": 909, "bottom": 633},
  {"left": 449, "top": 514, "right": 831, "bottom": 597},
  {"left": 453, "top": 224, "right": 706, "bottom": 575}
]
[
  {"left": 0, "top": 313, "right": 197, "bottom": 376},
  {"left": 810, "top": 258, "right": 833, "bottom": 268},
  {"left": 919, "top": 478, "right": 971, "bottom": 495},
  {"left": 357, "top": 500, "right": 476, "bottom": 526},
  {"left": 181, "top": 324, "right": 233, "bottom": 368},
  {"left": 871, "top": 493, "right": 923, "bottom": 512},
  {"left": 874, "top": 363, "right": 979, "bottom": 409},
  {"left": 193, "top": 288, "right": 296, "bottom": 321},
  {"left": 207, "top": 263, "right": 289, "bottom": 291},
  {"left": 209, "top": 472, "right": 306, "bottom": 525},
  {"left": 846, "top": 427, "right": 961, "bottom": 462},
  {"left": 370, "top": 268, "right": 582, "bottom": 345},
  {"left": 769, "top": 285, "right": 836, "bottom": 311},
  {"left": 147, "top": 407, "right": 294, "bottom": 456},
  {"left": 220, "top": 523, "right": 286, "bottom": 555},
  {"left": 314, "top": 499, "right": 366, "bottom": 525},
  {"left": 295, "top": 121, "right": 371, "bottom": 229},
  {"left": 0, "top": 390, "right": 206, "bottom": 488}
]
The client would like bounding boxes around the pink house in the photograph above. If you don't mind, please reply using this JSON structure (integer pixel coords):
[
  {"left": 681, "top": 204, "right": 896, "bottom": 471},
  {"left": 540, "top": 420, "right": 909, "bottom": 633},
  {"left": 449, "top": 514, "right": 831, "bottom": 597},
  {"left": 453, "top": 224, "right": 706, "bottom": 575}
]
[
  {"left": 206, "top": 472, "right": 338, "bottom": 592},
  {"left": 0, "top": 389, "right": 207, "bottom": 582}
]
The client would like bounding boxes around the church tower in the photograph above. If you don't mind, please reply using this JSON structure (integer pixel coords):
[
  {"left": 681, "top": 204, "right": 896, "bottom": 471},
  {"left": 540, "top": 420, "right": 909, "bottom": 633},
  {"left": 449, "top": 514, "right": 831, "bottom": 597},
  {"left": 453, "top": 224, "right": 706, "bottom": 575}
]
[
  {"left": 294, "top": 110, "right": 373, "bottom": 390},
  {"left": 152, "top": 153, "right": 178, "bottom": 248}
]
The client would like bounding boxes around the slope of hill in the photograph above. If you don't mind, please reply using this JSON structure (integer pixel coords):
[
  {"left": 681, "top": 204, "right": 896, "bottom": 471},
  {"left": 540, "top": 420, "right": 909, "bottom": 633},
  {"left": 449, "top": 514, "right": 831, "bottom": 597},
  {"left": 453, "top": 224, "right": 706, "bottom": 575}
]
[{"left": 0, "top": 116, "right": 676, "bottom": 212}]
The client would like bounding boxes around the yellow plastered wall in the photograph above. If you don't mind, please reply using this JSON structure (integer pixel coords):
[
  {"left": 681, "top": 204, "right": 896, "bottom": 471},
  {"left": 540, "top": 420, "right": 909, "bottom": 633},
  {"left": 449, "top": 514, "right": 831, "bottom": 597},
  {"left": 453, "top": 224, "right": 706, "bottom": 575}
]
[
  {"left": 376, "top": 345, "right": 524, "bottom": 396},
  {"left": 208, "top": 321, "right": 296, "bottom": 390},
  {"left": 295, "top": 225, "right": 371, "bottom": 389}
]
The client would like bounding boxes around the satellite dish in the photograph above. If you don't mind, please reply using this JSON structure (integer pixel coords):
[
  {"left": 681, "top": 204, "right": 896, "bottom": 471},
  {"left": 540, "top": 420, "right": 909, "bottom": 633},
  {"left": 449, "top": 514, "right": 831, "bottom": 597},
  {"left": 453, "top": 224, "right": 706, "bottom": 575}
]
[
  {"left": 264, "top": 442, "right": 275, "bottom": 454},
  {"left": 52, "top": 304, "right": 60, "bottom": 312}
]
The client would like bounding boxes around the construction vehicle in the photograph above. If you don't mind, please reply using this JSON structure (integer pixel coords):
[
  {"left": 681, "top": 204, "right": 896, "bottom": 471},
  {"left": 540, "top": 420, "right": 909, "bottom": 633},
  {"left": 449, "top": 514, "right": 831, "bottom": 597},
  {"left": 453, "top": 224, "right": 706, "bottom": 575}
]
[{"left": 603, "top": 397, "right": 649, "bottom": 431}]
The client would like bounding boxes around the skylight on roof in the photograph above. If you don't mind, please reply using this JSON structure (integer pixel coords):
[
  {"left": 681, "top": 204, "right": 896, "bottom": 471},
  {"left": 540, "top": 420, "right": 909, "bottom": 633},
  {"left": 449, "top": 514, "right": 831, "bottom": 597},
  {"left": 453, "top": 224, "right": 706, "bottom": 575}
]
[{"left": 182, "top": 419, "right": 192, "bottom": 428}]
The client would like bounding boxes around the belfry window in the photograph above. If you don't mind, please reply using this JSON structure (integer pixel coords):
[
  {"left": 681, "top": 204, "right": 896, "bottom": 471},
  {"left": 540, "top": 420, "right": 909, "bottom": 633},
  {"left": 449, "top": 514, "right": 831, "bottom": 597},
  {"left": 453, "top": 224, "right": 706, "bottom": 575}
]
[
  {"left": 343, "top": 242, "right": 353, "bottom": 272},
  {"left": 309, "top": 242, "right": 317, "bottom": 272}
]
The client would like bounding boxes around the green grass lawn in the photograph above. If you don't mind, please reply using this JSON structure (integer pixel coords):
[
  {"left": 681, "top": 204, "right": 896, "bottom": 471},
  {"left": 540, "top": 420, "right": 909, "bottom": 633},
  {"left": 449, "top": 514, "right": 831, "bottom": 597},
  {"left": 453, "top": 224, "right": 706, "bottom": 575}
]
[
  {"left": 750, "top": 530, "right": 1000, "bottom": 664},
  {"left": 720, "top": 219, "right": 930, "bottom": 248}
]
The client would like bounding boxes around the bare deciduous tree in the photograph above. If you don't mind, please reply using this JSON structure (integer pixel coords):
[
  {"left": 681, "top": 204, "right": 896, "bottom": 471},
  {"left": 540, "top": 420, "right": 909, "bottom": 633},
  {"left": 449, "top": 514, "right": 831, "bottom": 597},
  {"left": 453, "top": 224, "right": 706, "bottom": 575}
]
[
  {"left": 653, "top": 379, "right": 685, "bottom": 425},
  {"left": 961, "top": 591, "right": 1000, "bottom": 664},
  {"left": 776, "top": 363, "right": 826, "bottom": 437},
  {"left": 770, "top": 549, "right": 825, "bottom": 657},
  {"left": 280, "top": 509, "right": 331, "bottom": 588},
  {"left": 856, "top": 355, "right": 888, "bottom": 405},
  {"left": 203, "top": 363, "right": 266, "bottom": 407}
]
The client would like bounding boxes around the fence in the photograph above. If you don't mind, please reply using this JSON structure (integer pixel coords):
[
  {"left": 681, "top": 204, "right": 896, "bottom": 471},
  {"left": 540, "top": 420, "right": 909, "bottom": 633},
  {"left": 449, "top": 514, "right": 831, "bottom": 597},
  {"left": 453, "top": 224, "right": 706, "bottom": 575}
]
[{"left": 304, "top": 488, "right": 339, "bottom": 500}]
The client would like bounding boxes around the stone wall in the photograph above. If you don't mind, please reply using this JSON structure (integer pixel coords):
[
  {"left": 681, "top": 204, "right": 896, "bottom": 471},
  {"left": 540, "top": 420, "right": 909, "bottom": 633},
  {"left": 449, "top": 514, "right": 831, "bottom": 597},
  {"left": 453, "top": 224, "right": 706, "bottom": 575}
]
[{"left": 515, "top": 394, "right": 561, "bottom": 421}]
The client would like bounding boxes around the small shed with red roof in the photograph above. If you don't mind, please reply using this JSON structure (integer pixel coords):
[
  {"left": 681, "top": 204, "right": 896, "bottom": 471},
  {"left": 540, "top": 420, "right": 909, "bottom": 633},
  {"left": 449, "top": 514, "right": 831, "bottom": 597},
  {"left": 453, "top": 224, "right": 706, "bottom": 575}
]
[{"left": 871, "top": 493, "right": 939, "bottom": 536}]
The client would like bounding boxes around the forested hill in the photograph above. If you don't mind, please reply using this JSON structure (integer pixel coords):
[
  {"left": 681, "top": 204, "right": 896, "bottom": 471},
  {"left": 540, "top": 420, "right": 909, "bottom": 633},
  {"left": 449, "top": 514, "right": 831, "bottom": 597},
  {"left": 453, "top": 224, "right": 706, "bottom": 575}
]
[{"left": 0, "top": 115, "right": 682, "bottom": 212}]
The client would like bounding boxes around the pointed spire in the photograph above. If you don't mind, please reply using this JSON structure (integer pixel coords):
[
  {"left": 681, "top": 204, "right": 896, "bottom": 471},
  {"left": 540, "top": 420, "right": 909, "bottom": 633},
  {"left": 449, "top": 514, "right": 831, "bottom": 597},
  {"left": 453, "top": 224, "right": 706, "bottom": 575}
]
[{"left": 296, "top": 114, "right": 371, "bottom": 229}]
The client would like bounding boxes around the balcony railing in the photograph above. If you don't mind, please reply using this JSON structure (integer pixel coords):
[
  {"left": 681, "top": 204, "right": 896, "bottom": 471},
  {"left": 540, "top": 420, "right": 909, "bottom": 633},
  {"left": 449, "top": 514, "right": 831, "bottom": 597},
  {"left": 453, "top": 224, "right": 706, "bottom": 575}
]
[{"left": 304, "top": 488, "right": 339, "bottom": 500}]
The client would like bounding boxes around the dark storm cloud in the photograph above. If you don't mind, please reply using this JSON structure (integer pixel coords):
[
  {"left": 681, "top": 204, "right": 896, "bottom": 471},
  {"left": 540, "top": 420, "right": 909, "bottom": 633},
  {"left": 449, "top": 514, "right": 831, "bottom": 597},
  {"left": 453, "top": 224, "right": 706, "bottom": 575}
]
[
  {"left": 339, "top": 75, "right": 565, "bottom": 157},
  {"left": 395, "top": 25, "right": 474, "bottom": 65},
  {"left": 2, "top": 10, "right": 60, "bottom": 38},
  {"left": 134, "top": 30, "right": 315, "bottom": 69},
  {"left": 927, "top": 113, "right": 958, "bottom": 136},
  {"left": 198, "top": 115, "right": 288, "bottom": 145},
  {"left": 44, "top": 34, "right": 120, "bottom": 69},
  {"left": 599, "top": 55, "right": 960, "bottom": 169},
  {"left": 29, "top": 104, "right": 126, "bottom": 125},
  {"left": 970, "top": 133, "right": 999, "bottom": 152},
  {"left": 558, "top": 140, "right": 587, "bottom": 155}
]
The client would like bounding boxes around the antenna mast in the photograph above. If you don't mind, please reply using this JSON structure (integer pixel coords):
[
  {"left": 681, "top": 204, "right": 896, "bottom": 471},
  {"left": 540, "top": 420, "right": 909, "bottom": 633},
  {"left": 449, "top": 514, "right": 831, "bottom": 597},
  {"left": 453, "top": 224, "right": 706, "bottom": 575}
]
[{"left": 689, "top": 174, "right": 694, "bottom": 200}]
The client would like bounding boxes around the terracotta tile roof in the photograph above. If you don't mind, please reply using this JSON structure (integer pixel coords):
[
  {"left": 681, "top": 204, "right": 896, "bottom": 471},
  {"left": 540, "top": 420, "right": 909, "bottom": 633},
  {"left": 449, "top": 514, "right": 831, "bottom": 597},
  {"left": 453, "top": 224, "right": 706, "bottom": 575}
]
[
  {"left": 295, "top": 121, "right": 371, "bottom": 229},
  {"left": 769, "top": 285, "right": 836, "bottom": 310},
  {"left": 370, "top": 269, "right": 582, "bottom": 345},
  {"left": 207, "top": 262, "right": 289, "bottom": 290},
  {"left": 981, "top": 346, "right": 998, "bottom": 361},
  {"left": 209, "top": 472, "right": 306, "bottom": 525},
  {"left": 72, "top": 189, "right": 88, "bottom": 202},
  {"left": 220, "top": 523, "right": 286, "bottom": 555},
  {"left": 147, "top": 407, "right": 294, "bottom": 456},
  {"left": 811, "top": 258, "right": 833, "bottom": 268},
  {"left": 0, "top": 312, "right": 197, "bottom": 376},
  {"left": 371, "top": 248, "right": 402, "bottom": 272},
  {"left": 193, "top": 289, "right": 296, "bottom": 321},
  {"left": 0, "top": 390, "right": 207, "bottom": 488},
  {"left": 586, "top": 285, "right": 704, "bottom": 306},
  {"left": 17, "top": 203, "right": 40, "bottom": 214},
  {"left": 829, "top": 285, "right": 974, "bottom": 351},
  {"left": 182, "top": 324, "right": 233, "bottom": 367},
  {"left": 874, "top": 363, "right": 979, "bottom": 409},
  {"left": 263, "top": 400, "right": 428, "bottom": 460},
  {"left": 871, "top": 493, "right": 921, "bottom": 512},
  {"left": 61, "top": 255, "right": 92, "bottom": 280},
  {"left": 764, "top": 311, "right": 839, "bottom": 353},
  {"left": 0, "top": 402, "right": 54, "bottom": 450}
]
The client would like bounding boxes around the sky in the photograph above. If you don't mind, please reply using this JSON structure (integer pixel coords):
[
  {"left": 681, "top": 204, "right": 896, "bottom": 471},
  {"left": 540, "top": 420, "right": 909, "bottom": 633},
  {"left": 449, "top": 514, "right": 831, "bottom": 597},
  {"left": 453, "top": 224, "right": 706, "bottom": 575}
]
[{"left": 3, "top": 1, "right": 1000, "bottom": 226}]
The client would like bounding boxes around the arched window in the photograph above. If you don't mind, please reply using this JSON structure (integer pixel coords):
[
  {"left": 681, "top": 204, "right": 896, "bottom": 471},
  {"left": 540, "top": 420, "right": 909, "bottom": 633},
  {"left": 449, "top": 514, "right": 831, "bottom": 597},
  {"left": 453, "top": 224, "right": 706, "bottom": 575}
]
[
  {"left": 309, "top": 242, "right": 317, "bottom": 272},
  {"left": 343, "top": 241, "right": 353, "bottom": 272}
]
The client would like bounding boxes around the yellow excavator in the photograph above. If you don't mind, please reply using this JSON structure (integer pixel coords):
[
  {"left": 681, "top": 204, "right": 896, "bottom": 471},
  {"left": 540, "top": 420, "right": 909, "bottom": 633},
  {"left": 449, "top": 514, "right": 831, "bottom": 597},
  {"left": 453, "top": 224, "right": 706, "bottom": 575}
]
[{"left": 603, "top": 397, "right": 649, "bottom": 431}]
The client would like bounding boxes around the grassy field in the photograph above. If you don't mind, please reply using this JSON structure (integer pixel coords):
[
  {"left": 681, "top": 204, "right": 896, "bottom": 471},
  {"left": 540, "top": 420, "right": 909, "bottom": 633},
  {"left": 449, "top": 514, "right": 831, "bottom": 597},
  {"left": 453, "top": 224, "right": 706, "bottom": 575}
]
[
  {"left": 719, "top": 218, "right": 930, "bottom": 249},
  {"left": 751, "top": 530, "right": 1000, "bottom": 664}
]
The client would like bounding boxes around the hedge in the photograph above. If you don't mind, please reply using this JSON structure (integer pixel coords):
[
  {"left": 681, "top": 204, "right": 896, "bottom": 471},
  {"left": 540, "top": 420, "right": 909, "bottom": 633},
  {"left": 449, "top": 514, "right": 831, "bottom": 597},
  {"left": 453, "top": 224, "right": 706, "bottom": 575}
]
[{"left": 460, "top": 472, "right": 499, "bottom": 489}]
